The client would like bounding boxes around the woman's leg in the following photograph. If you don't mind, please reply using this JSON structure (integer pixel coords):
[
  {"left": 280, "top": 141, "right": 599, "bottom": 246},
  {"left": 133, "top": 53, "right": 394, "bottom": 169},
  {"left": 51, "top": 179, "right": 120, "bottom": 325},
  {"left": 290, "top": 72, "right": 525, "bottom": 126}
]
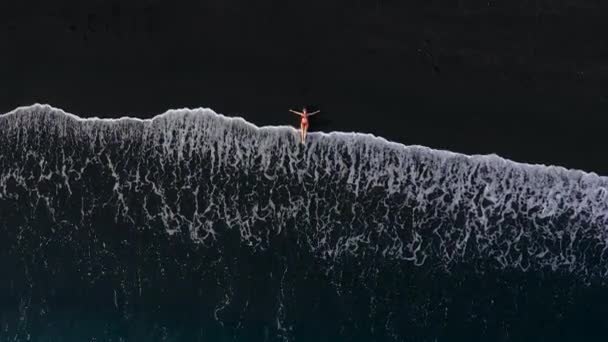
[{"left": 301, "top": 123, "right": 308, "bottom": 143}]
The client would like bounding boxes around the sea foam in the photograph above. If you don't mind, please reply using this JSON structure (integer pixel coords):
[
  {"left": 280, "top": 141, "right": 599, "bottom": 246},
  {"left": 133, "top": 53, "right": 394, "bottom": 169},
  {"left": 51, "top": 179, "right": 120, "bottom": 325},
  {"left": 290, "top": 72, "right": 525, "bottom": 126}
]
[{"left": 1, "top": 104, "right": 607, "bottom": 282}]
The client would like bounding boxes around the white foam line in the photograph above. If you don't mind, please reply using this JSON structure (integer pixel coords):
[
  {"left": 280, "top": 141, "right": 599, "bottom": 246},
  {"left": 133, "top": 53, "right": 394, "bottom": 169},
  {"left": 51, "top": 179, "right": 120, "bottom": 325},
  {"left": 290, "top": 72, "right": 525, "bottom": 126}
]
[{"left": 1, "top": 103, "right": 604, "bottom": 179}]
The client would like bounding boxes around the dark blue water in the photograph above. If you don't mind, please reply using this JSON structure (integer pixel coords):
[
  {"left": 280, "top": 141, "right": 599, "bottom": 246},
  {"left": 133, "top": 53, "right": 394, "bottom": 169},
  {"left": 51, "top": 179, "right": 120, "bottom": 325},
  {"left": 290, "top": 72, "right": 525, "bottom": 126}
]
[{"left": 1, "top": 104, "right": 608, "bottom": 341}]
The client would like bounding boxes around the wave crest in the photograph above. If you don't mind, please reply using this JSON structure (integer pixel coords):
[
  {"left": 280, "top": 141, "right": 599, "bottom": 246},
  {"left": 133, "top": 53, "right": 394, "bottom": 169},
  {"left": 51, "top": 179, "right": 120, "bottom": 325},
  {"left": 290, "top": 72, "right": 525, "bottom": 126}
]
[{"left": 1, "top": 104, "right": 608, "bottom": 281}]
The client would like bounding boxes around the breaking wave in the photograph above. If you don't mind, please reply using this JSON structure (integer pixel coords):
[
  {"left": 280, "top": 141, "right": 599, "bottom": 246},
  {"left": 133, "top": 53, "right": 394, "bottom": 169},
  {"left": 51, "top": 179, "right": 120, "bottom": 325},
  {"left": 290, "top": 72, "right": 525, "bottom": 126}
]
[{"left": 1, "top": 104, "right": 608, "bottom": 341}]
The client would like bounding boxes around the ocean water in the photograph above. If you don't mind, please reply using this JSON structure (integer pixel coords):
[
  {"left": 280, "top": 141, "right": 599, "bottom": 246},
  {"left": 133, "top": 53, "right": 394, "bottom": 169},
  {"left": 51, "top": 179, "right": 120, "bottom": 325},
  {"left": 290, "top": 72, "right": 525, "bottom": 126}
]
[{"left": 1, "top": 104, "right": 608, "bottom": 341}]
